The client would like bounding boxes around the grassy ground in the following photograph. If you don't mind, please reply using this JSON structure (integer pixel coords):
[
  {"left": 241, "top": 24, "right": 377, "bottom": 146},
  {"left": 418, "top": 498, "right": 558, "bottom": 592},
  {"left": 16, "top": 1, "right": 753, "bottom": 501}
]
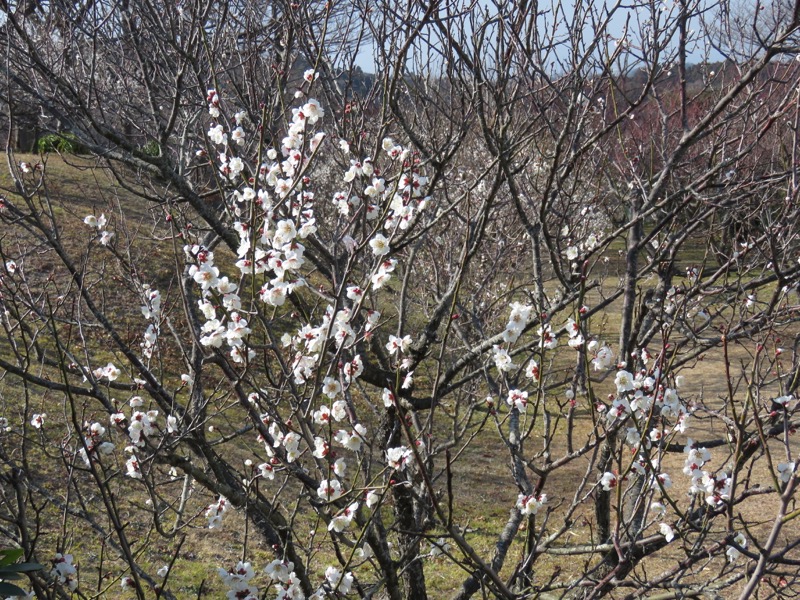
[{"left": 1, "top": 154, "right": 799, "bottom": 598}]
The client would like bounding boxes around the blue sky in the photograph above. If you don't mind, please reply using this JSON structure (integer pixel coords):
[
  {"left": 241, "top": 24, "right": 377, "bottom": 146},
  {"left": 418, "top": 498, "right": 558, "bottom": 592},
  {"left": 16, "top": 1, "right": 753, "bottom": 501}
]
[{"left": 349, "top": 0, "right": 740, "bottom": 75}]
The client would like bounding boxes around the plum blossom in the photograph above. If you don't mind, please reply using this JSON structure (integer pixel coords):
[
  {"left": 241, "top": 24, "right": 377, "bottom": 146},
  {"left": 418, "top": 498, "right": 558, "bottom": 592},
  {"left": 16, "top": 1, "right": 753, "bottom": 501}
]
[
  {"left": 231, "top": 126, "right": 245, "bottom": 145},
  {"left": 386, "top": 446, "right": 413, "bottom": 470},
  {"left": 599, "top": 472, "right": 618, "bottom": 491},
  {"left": 218, "top": 561, "right": 255, "bottom": 589},
  {"left": 503, "top": 301, "right": 533, "bottom": 342},
  {"left": 333, "top": 457, "right": 347, "bottom": 477},
  {"left": 331, "top": 400, "right": 348, "bottom": 422},
  {"left": 121, "top": 577, "right": 136, "bottom": 591},
  {"left": 140, "top": 286, "right": 161, "bottom": 320},
  {"left": 302, "top": 99, "right": 324, "bottom": 123},
  {"left": 84, "top": 214, "right": 107, "bottom": 229},
  {"left": 346, "top": 285, "right": 364, "bottom": 302},
  {"left": 208, "top": 123, "right": 227, "bottom": 145},
  {"left": 660, "top": 522, "right": 675, "bottom": 542},
  {"left": 50, "top": 553, "right": 78, "bottom": 591},
  {"left": 125, "top": 454, "right": 142, "bottom": 479},
  {"left": 325, "top": 566, "right": 354, "bottom": 594},
  {"left": 565, "top": 317, "right": 584, "bottom": 348},
  {"left": 317, "top": 479, "right": 343, "bottom": 502},
  {"left": 258, "top": 462, "right": 276, "bottom": 480},
  {"left": 282, "top": 432, "right": 301, "bottom": 462},
  {"left": 702, "top": 472, "right": 732, "bottom": 507},
  {"left": 525, "top": 359, "right": 540, "bottom": 382},
  {"left": 651, "top": 501, "right": 666, "bottom": 518},
  {"left": 264, "top": 559, "right": 294, "bottom": 583},
  {"left": 370, "top": 233, "right": 391, "bottom": 256},
  {"left": 94, "top": 362, "right": 121, "bottom": 381},
  {"left": 778, "top": 462, "right": 796, "bottom": 483},
  {"left": 205, "top": 495, "right": 229, "bottom": 528},
  {"left": 516, "top": 493, "right": 547, "bottom": 516},
  {"left": 328, "top": 502, "right": 359, "bottom": 532},
  {"left": 313, "top": 405, "right": 331, "bottom": 425},
  {"left": 312, "top": 437, "right": 329, "bottom": 459},
  {"left": 402, "top": 370, "right": 414, "bottom": 389},
  {"left": 342, "top": 354, "right": 364, "bottom": 382},
  {"left": 726, "top": 532, "right": 747, "bottom": 562},
  {"left": 366, "top": 490, "right": 380, "bottom": 508},
  {"left": 274, "top": 578, "right": 304, "bottom": 599},
  {"left": 492, "top": 345, "right": 514, "bottom": 372},
  {"left": 683, "top": 439, "right": 711, "bottom": 476},
  {"left": 228, "top": 156, "right": 244, "bottom": 178},
  {"left": 128, "top": 410, "right": 157, "bottom": 445},
  {"left": 506, "top": 389, "right": 529, "bottom": 413},
  {"left": 591, "top": 344, "right": 614, "bottom": 370},
  {"left": 321, "top": 377, "right": 341, "bottom": 399},
  {"left": 335, "top": 425, "right": 367, "bottom": 452},
  {"left": 607, "top": 395, "right": 631, "bottom": 420},
  {"left": 614, "top": 370, "right": 635, "bottom": 393},
  {"left": 386, "top": 334, "right": 412, "bottom": 355},
  {"left": 191, "top": 263, "right": 220, "bottom": 291},
  {"left": 538, "top": 324, "right": 557, "bottom": 349},
  {"left": 371, "top": 258, "right": 397, "bottom": 289}
]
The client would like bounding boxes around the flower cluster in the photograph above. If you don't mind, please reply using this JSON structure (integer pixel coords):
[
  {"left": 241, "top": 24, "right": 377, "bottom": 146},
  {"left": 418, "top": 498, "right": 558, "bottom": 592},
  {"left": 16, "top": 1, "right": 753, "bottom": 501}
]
[
  {"left": 218, "top": 561, "right": 258, "bottom": 600},
  {"left": 93, "top": 362, "right": 121, "bottom": 381},
  {"left": 140, "top": 285, "right": 161, "bottom": 358},
  {"left": 324, "top": 566, "right": 354, "bottom": 595},
  {"left": 608, "top": 369, "right": 688, "bottom": 428},
  {"left": 51, "top": 553, "right": 78, "bottom": 591},
  {"left": 186, "top": 244, "right": 255, "bottom": 365},
  {"left": 502, "top": 302, "right": 533, "bottom": 343},
  {"left": 506, "top": 389, "right": 529, "bottom": 413},
  {"left": 210, "top": 555, "right": 359, "bottom": 600},
  {"left": 185, "top": 87, "right": 493, "bottom": 596},
  {"left": 516, "top": 493, "right": 547, "bottom": 516},
  {"left": 386, "top": 446, "right": 413, "bottom": 471},
  {"left": 206, "top": 495, "right": 229, "bottom": 529},
  {"left": 125, "top": 453, "right": 142, "bottom": 479},
  {"left": 128, "top": 408, "right": 158, "bottom": 446},
  {"left": 84, "top": 213, "right": 114, "bottom": 246},
  {"left": 538, "top": 323, "right": 557, "bottom": 350},
  {"left": 328, "top": 501, "right": 359, "bottom": 533},
  {"left": 265, "top": 559, "right": 318, "bottom": 599},
  {"left": 565, "top": 317, "right": 584, "bottom": 348},
  {"left": 77, "top": 421, "right": 115, "bottom": 465},
  {"left": 589, "top": 340, "right": 614, "bottom": 370},
  {"left": 682, "top": 439, "right": 732, "bottom": 506}
]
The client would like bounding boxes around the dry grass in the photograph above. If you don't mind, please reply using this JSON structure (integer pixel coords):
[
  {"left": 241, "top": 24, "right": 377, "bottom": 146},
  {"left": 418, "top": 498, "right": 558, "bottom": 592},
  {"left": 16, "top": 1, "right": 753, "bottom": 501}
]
[{"left": 1, "top": 154, "right": 798, "bottom": 598}]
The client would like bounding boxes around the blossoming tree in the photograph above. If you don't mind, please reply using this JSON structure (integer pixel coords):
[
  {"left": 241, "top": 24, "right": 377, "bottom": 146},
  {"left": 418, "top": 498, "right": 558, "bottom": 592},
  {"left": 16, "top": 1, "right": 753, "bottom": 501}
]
[{"left": 1, "top": 1, "right": 800, "bottom": 599}]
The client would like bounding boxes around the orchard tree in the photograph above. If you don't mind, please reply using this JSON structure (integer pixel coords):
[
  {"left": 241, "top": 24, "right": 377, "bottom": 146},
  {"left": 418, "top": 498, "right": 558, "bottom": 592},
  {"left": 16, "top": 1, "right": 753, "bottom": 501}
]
[{"left": 1, "top": 1, "right": 800, "bottom": 599}]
